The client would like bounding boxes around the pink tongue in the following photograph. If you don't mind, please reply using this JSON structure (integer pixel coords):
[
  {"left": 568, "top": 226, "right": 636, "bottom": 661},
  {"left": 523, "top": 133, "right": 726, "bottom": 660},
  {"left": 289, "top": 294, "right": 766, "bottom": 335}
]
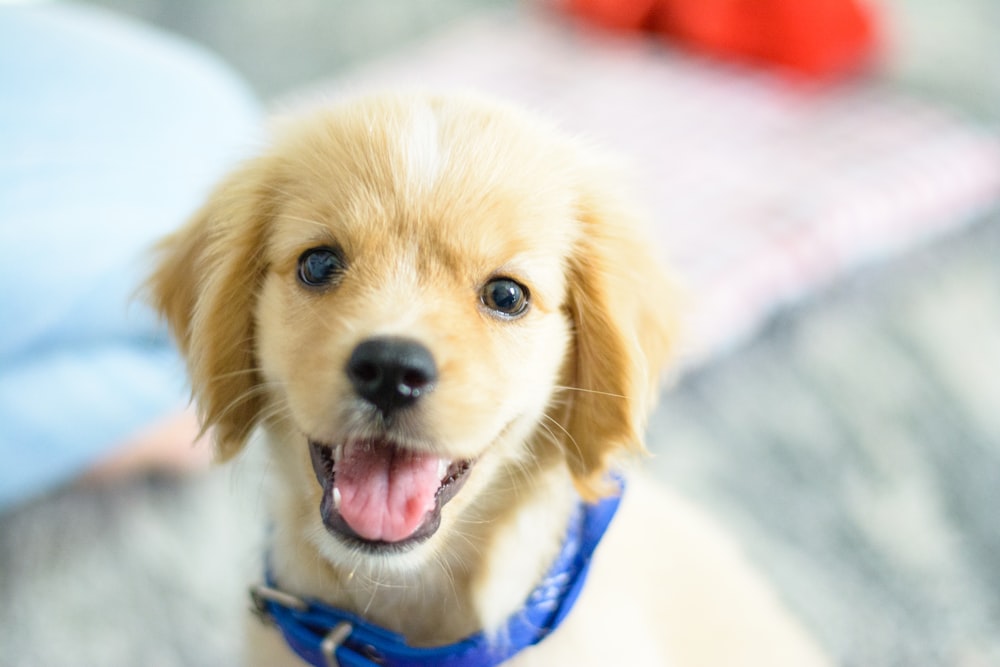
[{"left": 335, "top": 440, "right": 443, "bottom": 543}]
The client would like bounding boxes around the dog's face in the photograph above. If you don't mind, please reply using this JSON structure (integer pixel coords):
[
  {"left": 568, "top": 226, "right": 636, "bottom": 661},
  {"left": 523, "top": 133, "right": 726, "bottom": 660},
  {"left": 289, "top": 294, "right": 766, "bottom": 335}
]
[{"left": 150, "top": 95, "right": 674, "bottom": 569}]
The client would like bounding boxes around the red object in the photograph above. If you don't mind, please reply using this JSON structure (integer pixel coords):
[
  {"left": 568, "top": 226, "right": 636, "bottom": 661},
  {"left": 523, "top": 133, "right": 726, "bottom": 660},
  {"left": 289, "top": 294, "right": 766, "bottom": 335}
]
[
  {"left": 563, "top": 0, "right": 880, "bottom": 80},
  {"left": 564, "top": 0, "right": 659, "bottom": 32}
]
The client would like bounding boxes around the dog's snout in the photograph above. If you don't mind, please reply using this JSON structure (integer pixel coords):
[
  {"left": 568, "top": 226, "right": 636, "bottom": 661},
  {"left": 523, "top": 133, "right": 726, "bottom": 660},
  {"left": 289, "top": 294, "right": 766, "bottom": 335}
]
[{"left": 347, "top": 337, "right": 438, "bottom": 415}]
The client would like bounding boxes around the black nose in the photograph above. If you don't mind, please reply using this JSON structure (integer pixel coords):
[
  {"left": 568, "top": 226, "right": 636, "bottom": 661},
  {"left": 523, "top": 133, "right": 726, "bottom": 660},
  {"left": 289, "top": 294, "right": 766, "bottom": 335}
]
[{"left": 346, "top": 337, "right": 438, "bottom": 415}]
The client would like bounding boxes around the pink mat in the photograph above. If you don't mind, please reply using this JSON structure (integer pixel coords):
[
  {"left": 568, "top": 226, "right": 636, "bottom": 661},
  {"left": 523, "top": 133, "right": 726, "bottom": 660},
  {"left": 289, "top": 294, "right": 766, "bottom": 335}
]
[{"left": 287, "top": 10, "right": 1000, "bottom": 368}]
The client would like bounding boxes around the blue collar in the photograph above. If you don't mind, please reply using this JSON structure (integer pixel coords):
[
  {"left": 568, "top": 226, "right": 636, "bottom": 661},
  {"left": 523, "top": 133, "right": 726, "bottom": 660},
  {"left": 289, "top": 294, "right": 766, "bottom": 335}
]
[{"left": 252, "top": 487, "right": 623, "bottom": 667}]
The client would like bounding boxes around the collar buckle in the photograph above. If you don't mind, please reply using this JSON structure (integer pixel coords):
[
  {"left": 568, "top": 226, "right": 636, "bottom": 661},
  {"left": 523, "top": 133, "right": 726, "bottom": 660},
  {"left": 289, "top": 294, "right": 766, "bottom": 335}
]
[
  {"left": 250, "top": 584, "right": 355, "bottom": 667},
  {"left": 250, "top": 583, "right": 308, "bottom": 626},
  {"left": 321, "top": 622, "right": 353, "bottom": 667}
]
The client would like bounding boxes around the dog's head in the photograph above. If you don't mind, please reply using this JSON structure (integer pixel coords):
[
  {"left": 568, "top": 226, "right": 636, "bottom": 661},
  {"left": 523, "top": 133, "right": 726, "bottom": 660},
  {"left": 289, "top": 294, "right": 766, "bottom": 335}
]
[{"left": 149, "top": 94, "right": 675, "bottom": 566}]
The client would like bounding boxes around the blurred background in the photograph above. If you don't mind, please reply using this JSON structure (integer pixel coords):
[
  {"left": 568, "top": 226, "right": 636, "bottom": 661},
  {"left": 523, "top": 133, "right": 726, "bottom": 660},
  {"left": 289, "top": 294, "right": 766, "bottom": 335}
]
[
  {"left": 1, "top": 0, "right": 999, "bottom": 665},
  {"left": 83, "top": 0, "right": 1000, "bottom": 118}
]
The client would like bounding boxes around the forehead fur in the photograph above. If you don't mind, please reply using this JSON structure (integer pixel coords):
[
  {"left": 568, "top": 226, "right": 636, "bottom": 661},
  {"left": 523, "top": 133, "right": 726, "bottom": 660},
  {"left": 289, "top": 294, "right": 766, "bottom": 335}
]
[{"left": 264, "top": 95, "right": 583, "bottom": 275}]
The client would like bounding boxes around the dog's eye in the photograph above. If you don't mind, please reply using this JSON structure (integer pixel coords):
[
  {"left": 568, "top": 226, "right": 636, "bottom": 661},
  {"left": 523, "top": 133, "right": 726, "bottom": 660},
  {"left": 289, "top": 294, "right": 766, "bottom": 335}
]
[
  {"left": 297, "top": 246, "right": 345, "bottom": 288},
  {"left": 481, "top": 278, "right": 529, "bottom": 318}
]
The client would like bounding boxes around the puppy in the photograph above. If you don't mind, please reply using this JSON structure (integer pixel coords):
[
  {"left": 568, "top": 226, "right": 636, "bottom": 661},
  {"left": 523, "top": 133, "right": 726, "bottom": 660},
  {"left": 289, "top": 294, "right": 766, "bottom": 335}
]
[{"left": 149, "top": 93, "right": 827, "bottom": 666}]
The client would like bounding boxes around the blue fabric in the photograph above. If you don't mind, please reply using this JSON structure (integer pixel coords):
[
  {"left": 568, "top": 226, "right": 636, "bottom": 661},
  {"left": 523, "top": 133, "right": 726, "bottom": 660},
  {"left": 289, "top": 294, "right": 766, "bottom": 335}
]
[
  {"left": 259, "top": 489, "right": 624, "bottom": 666},
  {"left": 0, "top": 3, "right": 262, "bottom": 509}
]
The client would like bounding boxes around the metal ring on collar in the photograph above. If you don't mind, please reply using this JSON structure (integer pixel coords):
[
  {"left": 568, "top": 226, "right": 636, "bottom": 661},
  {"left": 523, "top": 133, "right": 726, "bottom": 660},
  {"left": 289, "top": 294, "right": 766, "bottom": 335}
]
[
  {"left": 321, "top": 622, "right": 353, "bottom": 667},
  {"left": 251, "top": 583, "right": 309, "bottom": 614}
]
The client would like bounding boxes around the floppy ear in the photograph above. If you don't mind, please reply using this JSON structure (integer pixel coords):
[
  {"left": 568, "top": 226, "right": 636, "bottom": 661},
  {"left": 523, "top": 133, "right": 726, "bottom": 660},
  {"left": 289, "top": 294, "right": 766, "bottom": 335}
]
[
  {"left": 561, "top": 177, "right": 678, "bottom": 500},
  {"left": 147, "top": 159, "right": 278, "bottom": 462}
]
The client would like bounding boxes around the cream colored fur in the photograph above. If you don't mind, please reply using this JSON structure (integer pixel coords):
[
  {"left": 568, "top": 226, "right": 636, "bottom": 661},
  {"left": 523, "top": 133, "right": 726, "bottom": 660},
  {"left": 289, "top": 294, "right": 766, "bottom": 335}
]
[{"left": 149, "top": 93, "right": 828, "bottom": 666}]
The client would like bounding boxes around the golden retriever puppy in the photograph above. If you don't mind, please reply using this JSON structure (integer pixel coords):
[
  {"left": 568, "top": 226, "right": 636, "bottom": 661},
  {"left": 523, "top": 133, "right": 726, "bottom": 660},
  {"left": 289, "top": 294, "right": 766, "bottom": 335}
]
[{"left": 149, "top": 93, "right": 827, "bottom": 666}]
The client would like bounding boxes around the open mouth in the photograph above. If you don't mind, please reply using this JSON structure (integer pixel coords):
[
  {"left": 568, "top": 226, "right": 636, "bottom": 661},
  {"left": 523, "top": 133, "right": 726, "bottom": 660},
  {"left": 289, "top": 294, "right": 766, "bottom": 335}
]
[{"left": 308, "top": 438, "right": 473, "bottom": 552}]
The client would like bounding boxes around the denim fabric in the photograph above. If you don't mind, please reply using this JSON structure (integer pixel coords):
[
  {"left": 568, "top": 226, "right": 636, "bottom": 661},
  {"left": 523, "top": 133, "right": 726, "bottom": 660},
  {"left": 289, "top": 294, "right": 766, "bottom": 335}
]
[{"left": 0, "top": 3, "right": 262, "bottom": 508}]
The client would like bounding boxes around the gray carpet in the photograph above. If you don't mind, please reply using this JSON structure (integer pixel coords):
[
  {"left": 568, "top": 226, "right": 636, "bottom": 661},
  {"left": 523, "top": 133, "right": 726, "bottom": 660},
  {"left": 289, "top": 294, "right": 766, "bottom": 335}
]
[
  {"left": 0, "top": 469, "right": 260, "bottom": 666},
  {"left": 648, "top": 214, "right": 1000, "bottom": 666}
]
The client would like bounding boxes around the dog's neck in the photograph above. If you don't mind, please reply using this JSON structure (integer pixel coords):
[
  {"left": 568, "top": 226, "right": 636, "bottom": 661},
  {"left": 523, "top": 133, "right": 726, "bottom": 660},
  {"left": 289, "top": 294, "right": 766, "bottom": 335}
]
[{"left": 264, "top": 434, "right": 578, "bottom": 644}]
